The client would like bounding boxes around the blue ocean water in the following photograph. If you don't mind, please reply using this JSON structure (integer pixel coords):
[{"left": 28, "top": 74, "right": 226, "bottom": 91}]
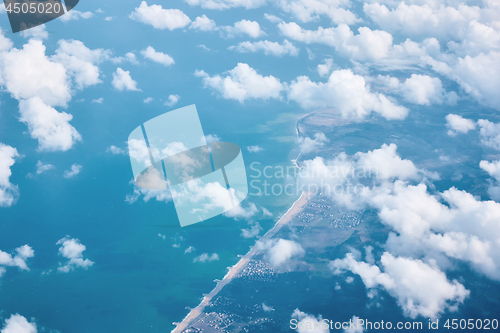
[{"left": 0, "top": 2, "right": 307, "bottom": 331}]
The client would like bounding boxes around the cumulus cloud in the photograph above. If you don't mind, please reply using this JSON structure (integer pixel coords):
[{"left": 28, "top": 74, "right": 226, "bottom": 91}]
[
  {"left": 36, "top": 161, "right": 54, "bottom": 174},
  {"left": 1, "top": 314, "right": 37, "bottom": 333},
  {"left": 130, "top": 1, "right": 191, "bottom": 30},
  {"left": 0, "top": 245, "right": 34, "bottom": 272},
  {"left": 445, "top": 114, "right": 476, "bottom": 136},
  {"left": 278, "top": 22, "right": 393, "bottom": 62},
  {"left": 247, "top": 145, "right": 264, "bottom": 153},
  {"left": 363, "top": 2, "right": 481, "bottom": 41},
  {"left": 57, "top": 237, "right": 94, "bottom": 273},
  {"left": 0, "top": 144, "right": 19, "bottom": 207},
  {"left": 63, "top": 164, "right": 82, "bottom": 179},
  {"left": 221, "top": 19, "right": 265, "bottom": 38},
  {"left": 362, "top": 180, "right": 500, "bottom": 281},
  {"left": 164, "top": 94, "right": 180, "bottom": 107},
  {"left": 256, "top": 238, "right": 305, "bottom": 269},
  {"left": 298, "top": 143, "right": 429, "bottom": 208},
  {"left": 189, "top": 15, "right": 217, "bottom": 31},
  {"left": 1, "top": 39, "right": 71, "bottom": 107},
  {"left": 60, "top": 9, "right": 94, "bottom": 22},
  {"left": 195, "top": 63, "right": 284, "bottom": 103},
  {"left": 291, "top": 309, "right": 329, "bottom": 333},
  {"left": 19, "top": 97, "right": 82, "bottom": 152},
  {"left": 112, "top": 68, "right": 141, "bottom": 91},
  {"left": 264, "top": 13, "right": 282, "bottom": 23},
  {"left": 52, "top": 39, "right": 111, "bottom": 90},
  {"left": 126, "top": 184, "right": 172, "bottom": 204},
  {"left": 477, "top": 119, "right": 500, "bottom": 150},
  {"left": 278, "top": 0, "right": 359, "bottom": 25},
  {"left": 20, "top": 25, "right": 48, "bottom": 40},
  {"left": 480, "top": 160, "right": 500, "bottom": 182},
  {"left": 432, "top": 52, "right": 500, "bottom": 110},
  {"left": 107, "top": 146, "right": 126, "bottom": 155},
  {"left": 185, "top": 0, "right": 267, "bottom": 10},
  {"left": 229, "top": 39, "right": 299, "bottom": 56},
  {"left": 387, "top": 74, "right": 458, "bottom": 106},
  {"left": 241, "top": 222, "right": 262, "bottom": 238},
  {"left": 193, "top": 253, "right": 219, "bottom": 262},
  {"left": 288, "top": 69, "right": 408, "bottom": 120},
  {"left": 317, "top": 58, "right": 333, "bottom": 77},
  {"left": 299, "top": 132, "right": 329, "bottom": 154},
  {"left": 141, "top": 46, "right": 174, "bottom": 66},
  {"left": 111, "top": 52, "right": 139, "bottom": 65},
  {"left": 331, "top": 252, "right": 469, "bottom": 319}
]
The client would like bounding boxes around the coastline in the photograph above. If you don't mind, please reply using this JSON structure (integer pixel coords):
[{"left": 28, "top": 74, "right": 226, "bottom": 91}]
[{"left": 171, "top": 191, "right": 311, "bottom": 333}]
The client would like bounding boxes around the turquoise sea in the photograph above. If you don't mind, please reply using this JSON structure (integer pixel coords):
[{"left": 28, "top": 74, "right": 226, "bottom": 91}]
[{"left": 0, "top": 0, "right": 307, "bottom": 331}]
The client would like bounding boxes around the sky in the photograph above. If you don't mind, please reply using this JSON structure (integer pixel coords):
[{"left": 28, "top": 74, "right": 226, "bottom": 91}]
[{"left": 0, "top": 0, "right": 500, "bottom": 331}]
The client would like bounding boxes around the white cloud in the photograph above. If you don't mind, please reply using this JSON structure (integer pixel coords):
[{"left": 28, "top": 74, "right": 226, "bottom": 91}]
[
  {"left": 0, "top": 144, "right": 19, "bottom": 207},
  {"left": 278, "top": 22, "right": 393, "bottom": 62},
  {"left": 194, "top": 253, "right": 219, "bottom": 262},
  {"left": 184, "top": 0, "right": 267, "bottom": 10},
  {"left": 241, "top": 222, "right": 262, "bottom": 238},
  {"left": 452, "top": 52, "right": 500, "bottom": 110},
  {"left": 480, "top": 160, "right": 500, "bottom": 182},
  {"left": 106, "top": 145, "right": 126, "bottom": 155},
  {"left": 112, "top": 68, "right": 141, "bottom": 91},
  {"left": 477, "top": 119, "right": 500, "bottom": 150},
  {"left": 298, "top": 143, "right": 429, "bottom": 208},
  {"left": 299, "top": 132, "right": 329, "bottom": 154},
  {"left": 60, "top": 10, "right": 94, "bottom": 22},
  {"left": 264, "top": 13, "right": 282, "bottom": 23},
  {"left": 130, "top": 1, "right": 191, "bottom": 30},
  {"left": 198, "top": 44, "right": 211, "bottom": 51},
  {"left": 445, "top": 114, "right": 476, "bottom": 136},
  {"left": 1, "top": 39, "right": 71, "bottom": 107},
  {"left": 20, "top": 25, "right": 48, "bottom": 40},
  {"left": 397, "top": 74, "right": 458, "bottom": 106},
  {"left": 363, "top": 2, "right": 481, "bottom": 41},
  {"left": 189, "top": 15, "right": 217, "bottom": 31},
  {"left": 0, "top": 245, "right": 34, "bottom": 272},
  {"left": 222, "top": 20, "right": 265, "bottom": 38},
  {"left": 141, "top": 46, "right": 175, "bottom": 66},
  {"left": 247, "top": 145, "right": 264, "bottom": 153},
  {"left": 256, "top": 238, "right": 305, "bottom": 269},
  {"left": 195, "top": 63, "right": 284, "bottom": 103},
  {"left": 92, "top": 98, "right": 103, "bottom": 104},
  {"left": 36, "top": 161, "right": 54, "bottom": 174},
  {"left": 52, "top": 39, "right": 111, "bottom": 90},
  {"left": 229, "top": 39, "right": 299, "bottom": 56},
  {"left": 331, "top": 252, "right": 469, "bottom": 319},
  {"left": 262, "top": 303, "right": 275, "bottom": 312},
  {"left": 111, "top": 52, "right": 139, "bottom": 65},
  {"left": 164, "top": 94, "right": 180, "bottom": 107},
  {"left": 291, "top": 309, "right": 329, "bottom": 333},
  {"left": 1, "top": 314, "right": 37, "bottom": 333},
  {"left": 143, "top": 97, "right": 154, "bottom": 103},
  {"left": 363, "top": 181, "right": 500, "bottom": 281},
  {"left": 57, "top": 237, "right": 94, "bottom": 272},
  {"left": 105, "top": 16, "right": 113, "bottom": 21},
  {"left": 317, "top": 58, "right": 333, "bottom": 77},
  {"left": 344, "top": 316, "right": 365, "bottom": 333},
  {"left": 19, "top": 97, "right": 82, "bottom": 152},
  {"left": 222, "top": 201, "right": 259, "bottom": 219},
  {"left": 288, "top": 69, "right": 408, "bottom": 120},
  {"left": 184, "top": 246, "right": 195, "bottom": 253},
  {"left": 63, "top": 164, "right": 82, "bottom": 179},
  {"left": 278, "top": 0, "right": 359, "bottom": 25},
  {"left": 0, "top": 28, "right": 13, "bottom": 52}
]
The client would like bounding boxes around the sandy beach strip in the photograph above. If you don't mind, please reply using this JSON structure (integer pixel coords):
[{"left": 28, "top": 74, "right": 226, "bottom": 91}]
[{"left": 171, "top": 191, "right": 311, "bottom": 333}]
